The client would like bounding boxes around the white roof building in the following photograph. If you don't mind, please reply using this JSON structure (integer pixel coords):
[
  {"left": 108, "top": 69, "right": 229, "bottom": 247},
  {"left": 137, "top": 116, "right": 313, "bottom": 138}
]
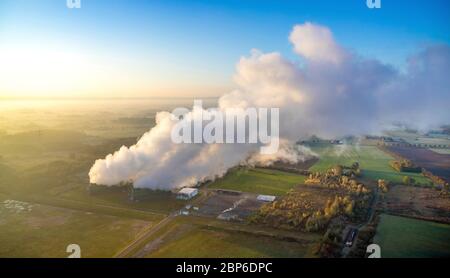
[
  {"left": 177, "top": 188, "right": 199, "bottom": 200},
  {"left": 257, "top": 195, "right": 276, "bottom": 202}
]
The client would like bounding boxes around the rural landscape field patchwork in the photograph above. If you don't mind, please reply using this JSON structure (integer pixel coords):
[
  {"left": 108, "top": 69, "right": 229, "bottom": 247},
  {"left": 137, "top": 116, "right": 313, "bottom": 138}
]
[
  {"left": 0, "top": 0, "right": 449, "bottom": 261},
  {"left": 0, "top": 101, "right": 449, "bottom": 258}
]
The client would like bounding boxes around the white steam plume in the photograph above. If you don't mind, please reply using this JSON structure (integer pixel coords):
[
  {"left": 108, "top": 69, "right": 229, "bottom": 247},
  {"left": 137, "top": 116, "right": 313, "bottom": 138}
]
[{"left": 89, "top": 22, "right": 450, "bottom": 190}]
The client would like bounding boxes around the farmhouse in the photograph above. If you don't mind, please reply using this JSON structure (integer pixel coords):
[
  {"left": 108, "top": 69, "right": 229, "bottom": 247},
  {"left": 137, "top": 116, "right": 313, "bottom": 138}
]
[
  {"left": 177, "top": 188, "right": 199, "bottom": 200},
  {"left": 257, "top": 195, "right": 276, "bottom": 202}
]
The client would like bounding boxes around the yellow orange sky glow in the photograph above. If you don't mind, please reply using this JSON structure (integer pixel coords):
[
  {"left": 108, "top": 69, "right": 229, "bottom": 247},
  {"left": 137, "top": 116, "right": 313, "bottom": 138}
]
[{"left": 0, "top": 45, "right": 230, "bottom": 99}]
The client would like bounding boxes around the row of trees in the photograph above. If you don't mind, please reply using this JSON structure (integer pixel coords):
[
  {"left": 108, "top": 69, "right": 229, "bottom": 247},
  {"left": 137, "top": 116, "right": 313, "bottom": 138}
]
[
  {"left": 305, "top": 196, "right": 354, "bottom": 232},
  {"left": 421, "top": 169, "right": 449, "bottom": 190},
  {"left": 250, "top": 190, "right": 362, "bottom": 233},
  {"left": 377, "top": 179, "right": 389, "bottom": 193},
  {"left": 390, "top": 159, "right": 421, "bottom": 173},
  {"left": 306, "top": 165, "right": 370, "bottom": 195}
]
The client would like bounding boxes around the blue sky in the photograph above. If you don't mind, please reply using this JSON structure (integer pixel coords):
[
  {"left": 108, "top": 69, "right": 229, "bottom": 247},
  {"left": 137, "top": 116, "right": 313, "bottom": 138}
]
[{"left": 0, "top": 0, "right": 449, "bottom": 98}]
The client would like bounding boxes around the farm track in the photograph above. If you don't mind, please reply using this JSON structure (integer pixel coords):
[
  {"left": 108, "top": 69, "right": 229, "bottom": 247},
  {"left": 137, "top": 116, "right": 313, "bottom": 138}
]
[
  {"left": 342, "top": 188, "right": 380, "bottom": 258},
  {"left": 114, "top": 213, "right": 176, "bottom": 258}
]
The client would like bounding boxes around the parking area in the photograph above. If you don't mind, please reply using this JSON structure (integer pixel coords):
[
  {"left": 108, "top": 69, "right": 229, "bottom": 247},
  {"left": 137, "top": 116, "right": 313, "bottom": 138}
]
[{"left": 194, "top": 189, "right": 268, "bottom": 221}]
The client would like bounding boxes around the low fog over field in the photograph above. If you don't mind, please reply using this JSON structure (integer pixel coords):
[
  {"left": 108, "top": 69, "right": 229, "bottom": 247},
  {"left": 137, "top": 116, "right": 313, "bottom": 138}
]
[{"left": 89, "top": 22, "right": 450, "bottom": 190}]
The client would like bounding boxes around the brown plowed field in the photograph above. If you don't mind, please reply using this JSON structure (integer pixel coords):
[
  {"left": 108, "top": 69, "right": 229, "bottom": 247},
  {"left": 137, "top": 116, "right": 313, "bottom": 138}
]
[{"left": 387, "top": 146, "right": 450, "bottom": 183}]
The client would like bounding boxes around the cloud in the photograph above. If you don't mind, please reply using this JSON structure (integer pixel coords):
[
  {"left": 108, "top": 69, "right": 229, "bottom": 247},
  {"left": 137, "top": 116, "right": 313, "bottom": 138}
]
[
  {"left": 379, "top": 45, "right": 450, "bottom": 131},
  {"left": 289, "top": 22, "right": 347, "bottom": 64},
  {"left": 89, "top": 22, "right": 450, "bottom": 190}
]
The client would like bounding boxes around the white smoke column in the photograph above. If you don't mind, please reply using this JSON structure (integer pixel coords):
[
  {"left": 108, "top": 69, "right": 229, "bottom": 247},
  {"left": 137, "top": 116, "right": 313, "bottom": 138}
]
[
  {"left": 89, "top": 22, "right": 450, "bottom": 190},
  {"left": 247, "top": 140, "right": 318, "bottom": 167},
  {"left": 89, "top": 111, "right": 256, "bottom": 189}
]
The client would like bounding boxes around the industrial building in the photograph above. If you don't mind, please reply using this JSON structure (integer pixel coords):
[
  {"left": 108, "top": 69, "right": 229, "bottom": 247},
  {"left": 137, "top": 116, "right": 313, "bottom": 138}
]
[
  {"left": 177, "top": 188, "right": 199, "bottom": 200},
  {"left": 257, "top": 195, "right": 276, "bottom": 202}
]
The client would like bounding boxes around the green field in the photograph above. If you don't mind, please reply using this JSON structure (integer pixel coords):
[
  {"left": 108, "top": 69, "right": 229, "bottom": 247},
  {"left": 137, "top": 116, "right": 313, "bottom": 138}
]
[
  {"left": 60, "top": 186, "right": 186, "bottom": 214},
  {"left": 209, "top": 168, "right": 306, "bottom": 196},
  {"left": 147, "top": 225, "right": 317, "bottom": 258},
  {"left": 310, "top": 144, "right": 431, "bottom": 185},
  {"left": 373, "top": 214, "right": 450, "bottom": 258},
  {"left": 0, "top": 101, "right": 444, "bottom": 258},
  {"left": 0, "top": 200, "right": 153, "bottom": 258},
  {"left": 0, "top": 103, "right": 181, "bottom": 258}
]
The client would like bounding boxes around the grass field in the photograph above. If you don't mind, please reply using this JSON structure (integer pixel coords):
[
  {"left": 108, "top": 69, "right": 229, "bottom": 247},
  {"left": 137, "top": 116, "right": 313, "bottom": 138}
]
[
  {"left": 309, "top": 144, "right": 431, "bottom": 185},
  {"left": 0, "top": 100, "right": 444, "bottom": 258},
  {"left": 373, "top": 214, "right": 450, "bottom": 258},
  {"left": 146, "top": 224, "right": 317, "bottom": 258},
  {"left": 1, "top": 101, "right": 315, "bottom": 258},
  {"left": 209, "top": 168, "right": 306, "bottom": 196},
  {"left": 0, "top": 102, "right": 192, "bottom": 258},
  {"left": 60, "top": 186, "right": 187, "bottom": 214},
  {"left": 0, "top": 200, "right": 153, "bottom": 258}
]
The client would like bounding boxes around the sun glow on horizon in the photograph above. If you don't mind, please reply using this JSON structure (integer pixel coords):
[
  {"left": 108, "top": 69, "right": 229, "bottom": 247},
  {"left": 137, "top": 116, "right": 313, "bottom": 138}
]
[
  {"left": 0, "top": 43, "right": 128, "bottom": 98},
  {"left": 0, "top": 44, "right": 231, "bottom": 99}
]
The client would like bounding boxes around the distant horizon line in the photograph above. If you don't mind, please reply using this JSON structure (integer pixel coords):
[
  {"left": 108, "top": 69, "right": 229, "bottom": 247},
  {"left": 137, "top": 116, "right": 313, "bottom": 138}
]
[{"left": 0, "top": 96, "right": 220, "bottom": 101}]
